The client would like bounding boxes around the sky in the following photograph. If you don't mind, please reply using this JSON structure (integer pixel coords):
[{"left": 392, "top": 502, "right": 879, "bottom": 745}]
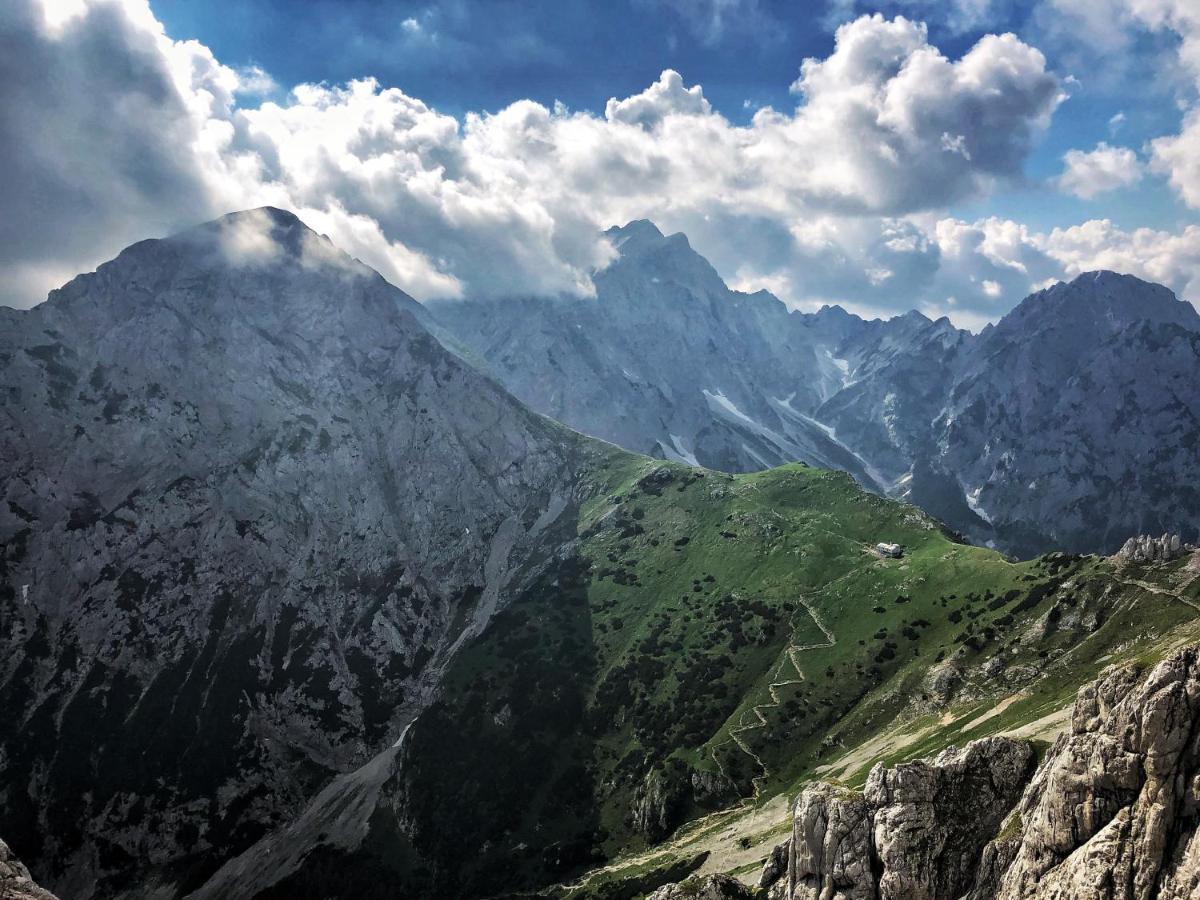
[{"left": 2, "top": 0, "right": 1199, "bottom": 327}]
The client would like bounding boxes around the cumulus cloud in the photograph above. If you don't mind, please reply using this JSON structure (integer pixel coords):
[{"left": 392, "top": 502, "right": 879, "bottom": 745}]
[
  {"left": 4, "top": 0, "right": 1196, "bottom": 327},
  {"left": 1039, "top": 0, "right": 1200, "bottom": 209},
  {"left": 604, "top": 69, "right": 711, "bottom": 128},
  {"left": 1150, "top": 113, "right": 1200, "bottom": 208},
  {"left": 0, "top": 2, "right": 1072, "bottom": 313},
  {"left": 0, "top": 0, "right": 232, "bottom": 306},
  {"left": 1056, "top": 142, "right": 1143, "bottom": 199},
  {"left": 1042, "top": 219, "right": 1200, "bottom": 300}
]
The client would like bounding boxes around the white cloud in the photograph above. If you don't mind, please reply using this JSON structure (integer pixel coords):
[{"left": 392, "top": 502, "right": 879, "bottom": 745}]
[
  {"left": 3, "top": 0, "right": 1195, "bottom": 326},
  {"left": 1150, "top": 112, "right": 1200, "bottom": 207},
  {"left": 1042, "top": 219, "right": 1200, "bottom": 301},
  {"left": 1039, "top": 0, "right": 1200, "bottom": 208},
  {"left": 1, "top": 3, "right": 1071, "bottom": 313},
  {"left": 604, "top": 69, "right": 711, "bottom": 128},
  {"left": 1056, "top": 142, "right": 1143, "bottom": 199},
  {"left": 235, "top": 64, "right": 277, "bottom": 97}
]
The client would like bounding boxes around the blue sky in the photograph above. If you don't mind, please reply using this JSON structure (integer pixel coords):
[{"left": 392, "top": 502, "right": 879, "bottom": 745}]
[{"left": 3, "top": 0, "right": 1199, "bottom": 326}]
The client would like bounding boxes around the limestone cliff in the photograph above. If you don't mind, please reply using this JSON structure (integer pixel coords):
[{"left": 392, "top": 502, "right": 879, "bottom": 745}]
[{"left": 753, "top": 647, "right": 1200, "bottom": 900}]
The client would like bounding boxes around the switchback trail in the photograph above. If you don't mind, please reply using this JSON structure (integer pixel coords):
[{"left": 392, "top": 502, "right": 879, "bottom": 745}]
[{"left": 711, "top": 595, "right": 837, "bottom": 796}]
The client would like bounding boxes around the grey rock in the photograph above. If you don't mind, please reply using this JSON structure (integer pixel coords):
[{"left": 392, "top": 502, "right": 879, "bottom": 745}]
[
  {"left": 0, "top": 838, "right": 57, "bottom": 900},
  {"left": 0, "top": 208, "right": 585, "bottom": 899},
  {"left": 782, "top": 737, "right": 1034, "bottom": 900},
  {"left": 1115, "top": 532, "right": 1188, "bottom": 562},
  {"left": 431, "top": 230, "right": 1200, "bottom": 557},
  {"left": 647, "top": 873, "right": 756, "bottom": 900},
  {"left": 789, "top": 783, "right": 875, "bottom": 900},
  {"left": 759, "top": 838, "right": 789, "bottom": 889},
  {"left": 865, "top": 737, "right": 1034, "bottom": 900},
  {"left": 994, "top": 647, "right": 1200, "bottom": 899},
  {"left": 631, "top": 766, "right": 685, "bottom": 842}
]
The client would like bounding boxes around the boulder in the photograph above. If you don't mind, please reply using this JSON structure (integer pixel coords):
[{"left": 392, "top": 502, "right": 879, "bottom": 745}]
[{"left": 647, "top": 873, "right": 756, "bottom": 900}]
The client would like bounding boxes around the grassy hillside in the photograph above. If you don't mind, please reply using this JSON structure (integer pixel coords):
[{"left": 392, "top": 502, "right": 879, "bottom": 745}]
[{"left": 396, "top": 450, "right": 1200, "bottom": 897}]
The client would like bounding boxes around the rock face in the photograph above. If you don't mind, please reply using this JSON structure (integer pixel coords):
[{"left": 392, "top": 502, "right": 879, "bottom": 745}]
[
  {"left": 432, "top": 229, "right": 1200, "bottom": 556},
  {"left": 763, "top": 648, "right": 1200, "bottom": 900},
  {"left": 993, "top": 647, "right": 1200, "bottom": 899},
  {"left": 762, "top": 737, "right": 1035, "bottom": 900},
  {"left": 429, "top": 220, "right": 889, "bottom": 488},
  {"left": 772, "top": 739, "right": 1036, "bottom": 900},
  {"left": 0, "top": 209, "right": 585, "bottom": 898},
  {"left": 0, "top": 838, "right": 58, "bottom": 900},
  {"left": 789, "top": 783, "right": 874, "bottom": 900},
  {"left": 1115, "top": 532, "right": 1188, "bottom": 562},
  {"left": 865, "top": 738, "right": 1035, "bottom": 900}
]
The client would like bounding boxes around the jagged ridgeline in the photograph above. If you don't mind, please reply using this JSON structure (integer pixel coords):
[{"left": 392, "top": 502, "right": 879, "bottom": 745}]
[{"left": 2, "top": 209, "right": 1199, "bottom": 900}]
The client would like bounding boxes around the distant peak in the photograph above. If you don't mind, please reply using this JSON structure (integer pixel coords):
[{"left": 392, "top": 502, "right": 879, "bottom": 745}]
[
  {"left": 996, "top": 268, "right": 1198, "bottom": 336},
  {"left": 605, "top": 219, "right": 667, "bottom": 255},
  {"left": 163, "top": 207, "right": 351, "bottom": 271},
  {"left": 606, "top": 219, "right": 664, "bottom": 240},
  {"left": 218, "top": 206, "right": 306, "bottom": 229}
]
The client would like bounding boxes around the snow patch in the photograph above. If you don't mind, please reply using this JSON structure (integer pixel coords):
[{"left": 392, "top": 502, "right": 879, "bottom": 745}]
[
  {"left": 965, "top": 485, "right": 993, "bottom": 524},
  {"left": 658, "top": 434, "right": 700, "bottom": 467},
  {"left": 826, "top": 350, "right": 851, "bottom": 379},
  {"left": 703, "top": 388, "right": 757, "bottom": 426}
]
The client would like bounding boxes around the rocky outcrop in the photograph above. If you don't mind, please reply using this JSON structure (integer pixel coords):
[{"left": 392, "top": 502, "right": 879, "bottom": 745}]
[
  {"left": 632, "top": 762, "right": 738, "bottom": 842},
  {"left": 866, "top": 737, "right": 1035, "bottom": 900},
  {"left": 647, "top": 873, "right": 756, "bottom": 900},
  {"left": 993, "top": 647, "right": 1200, "bottom": 899},
  {"left": 758, "top": 837, "right": 789, "bottom": 889},
  {"left": 631, "top": 767, "right": 685, "bottom": 842},
  {"left": 1115, "top": 532, "right": 1187, "bottom": 562},
  {"left": 762, "top": 647, "right": 1200, "bottom": 900},
  {"left": 0, "top": 839, "right": 57, "bottom": 900},
  {"left": 761, "top": 736, "right": 1035, "bottom": 900},
  {"left": 788, "top": 783, "right": 874, "bottom": 900}
]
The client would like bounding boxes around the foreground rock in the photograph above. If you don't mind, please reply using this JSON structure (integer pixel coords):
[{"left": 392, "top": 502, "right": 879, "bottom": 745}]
[
  {"left": 993, "top": 647, "right": 1200, "bottom": 899},
  {"left": 758, "top": 646, "right": 1200, "bottom": 900},
  {"left": 0, "top": 839, "right": 57, "bottom": 900},
  {"left": 774, "top": 736, "right": 1034, "bottom": 900}
]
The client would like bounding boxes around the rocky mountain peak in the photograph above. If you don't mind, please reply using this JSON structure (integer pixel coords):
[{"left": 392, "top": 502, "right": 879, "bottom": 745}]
[
  {"left": 600, "top": 219, "right": 726, "bottom": 297},
  {"left": 605, "top": 218, "right": 665, "bottom": 249},
  {"left": 0, "top": 208, "right": 583, "bottom": 898},
  {"left": 994, "top": 269, "right": 1200, "bottom": 342}
]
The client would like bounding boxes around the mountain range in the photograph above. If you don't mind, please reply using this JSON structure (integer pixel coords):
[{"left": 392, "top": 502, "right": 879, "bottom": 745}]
[
  {"left": 2, "top": 210, "right": 1199, "bottom": 900},
  {"left": 430, "top": 220, "right": 1200, "bottom": 557}
]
